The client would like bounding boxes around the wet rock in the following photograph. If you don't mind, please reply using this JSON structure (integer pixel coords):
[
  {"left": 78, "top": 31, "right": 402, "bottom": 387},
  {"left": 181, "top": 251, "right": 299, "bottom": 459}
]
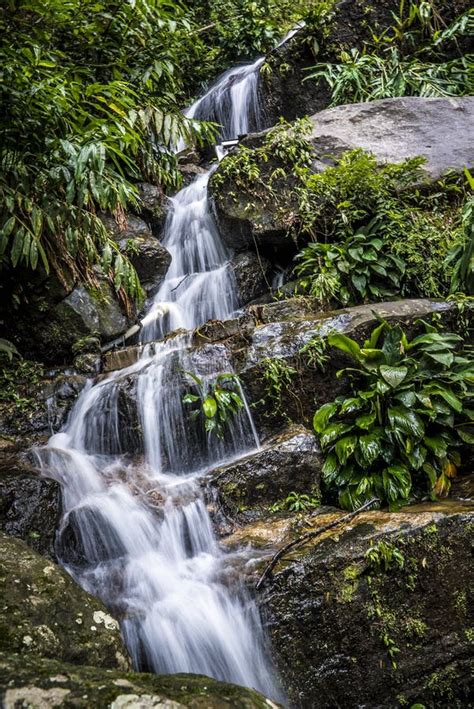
[
  {"left": 58, "top": 506, "right": 128, "bottom": 569},
  {"left": 231, "top": 252, "right": 272, "bottom": 306},
  {"left": 101, "top": 213, "right": 172, "bottom": 295},
  {"left": 136, "top": 182, "right": 166, "bottom": 234},
  {"left": 0, "top": 533, "right": 129, "bottom": 669},
  {"left": 258, "top": 506, "right": 474, "bottom": 708},
  {"left": 72, "top": 352, "right": 102, "bottom": 375},
  {"left": 21, "top": 278, "right": 134, "bottom": 363},
  {"left": 43, "top": 374, "right": 87, "bottom": 433},
  {"left": 207, "top": 426, "right": 321, "bottom": 524},
  {"left": 210, "top": 96, "right": 474, "bottom": 253},
  {"left": 0, "top": 456, "right": 61, "bottom": 559},
  {"left": 0, "top": 654, "right": 280, "bottom": 709},
  {"left": 237, "top": 298, "right": 457, "bottom": 434}
]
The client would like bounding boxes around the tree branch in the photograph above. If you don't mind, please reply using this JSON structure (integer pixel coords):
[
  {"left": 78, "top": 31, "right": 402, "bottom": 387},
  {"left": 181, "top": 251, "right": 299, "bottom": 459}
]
[{"left": 255, "top": 497, "right": 380, "bottom": 591}]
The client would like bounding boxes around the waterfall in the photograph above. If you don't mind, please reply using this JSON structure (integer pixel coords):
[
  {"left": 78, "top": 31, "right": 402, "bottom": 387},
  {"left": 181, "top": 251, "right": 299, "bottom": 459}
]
[
  {"left": 34, "top": 53, "right": 284, "bottom": 701},
  {"left": 140, "top": 170, "right": 238, "bottom": 343},
  {"left": 184, "top": 57, "right": 265, "bottom": 141}
]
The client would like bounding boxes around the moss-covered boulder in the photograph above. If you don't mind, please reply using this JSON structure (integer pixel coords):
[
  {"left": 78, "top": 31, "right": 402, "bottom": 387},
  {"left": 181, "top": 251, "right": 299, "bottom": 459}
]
[
  {"left": 0, "top": 655, "right": 281, "bottom": 709},
  {"left": 257, "top": 505, "right": 474, "bottom": 708},
  {"left": 0, "top": 533, "right": 129, "bottom": 670},
  {"left": 206, "top": 426, "right": 321, "bottom": 526},
  {"left": 100, "top": 213, "right": 171, "bottom": 296}
]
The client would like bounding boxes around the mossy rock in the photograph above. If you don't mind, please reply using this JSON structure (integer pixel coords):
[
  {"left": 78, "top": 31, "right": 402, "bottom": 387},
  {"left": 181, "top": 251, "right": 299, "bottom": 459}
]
[
  {"left": 0, "top": 653, "right": 281, "bottom": 708},
  {"left": 0, "top": 533, "right": 129, "bottom": 670},
  {"left": 260, "top": 507, "right": 474, "bottom": 707}
]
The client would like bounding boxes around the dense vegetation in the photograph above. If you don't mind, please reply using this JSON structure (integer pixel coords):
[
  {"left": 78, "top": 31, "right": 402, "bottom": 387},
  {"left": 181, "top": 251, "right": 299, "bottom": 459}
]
[
  {"left": 215, "top": 120, "right": 473, "bottom": 305},
  {"left": 306, "top": 4, "right": 473, "bottom": 103},
  {"left": 313, "top": 320, "right": 473, "bottom": 510}
]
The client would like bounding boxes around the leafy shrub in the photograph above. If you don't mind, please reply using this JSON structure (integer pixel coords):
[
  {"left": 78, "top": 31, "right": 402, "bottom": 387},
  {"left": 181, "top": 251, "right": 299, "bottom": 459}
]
[
  {"left": 445, "top": 172, "right": 474, "bottom": 296},
  {"left": 0, "top": 0, "right": 214, "bottom": 307},
  {"left": 295, "top": 219, "right": 406, "bottom": 307},
  {"left": 183, "top": 371, "right": 244, "bottom": 438},
  {"left": 306, "top": 48, "right": 472, "bottom": 106},
  {"left": 313, "top": 320, "right": 473, "bottom": 510},
  {"left": 257, "top": 357, "right": 298, "bottom": 419},
  {"left": 305, "top": 5, "right": 473, "bottom": 105}
]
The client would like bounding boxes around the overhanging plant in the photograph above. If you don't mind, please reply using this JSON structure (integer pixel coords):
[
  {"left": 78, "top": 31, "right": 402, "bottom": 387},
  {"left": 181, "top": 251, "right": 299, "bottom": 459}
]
[{"left": 313, "top": 319, "right": 473, "bottom": 510}]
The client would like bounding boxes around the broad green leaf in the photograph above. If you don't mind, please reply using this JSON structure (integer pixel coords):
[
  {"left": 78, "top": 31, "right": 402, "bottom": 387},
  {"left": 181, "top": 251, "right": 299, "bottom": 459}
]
[
  {"left": 364, "top": 321, "right": 387, "bottom": 349},
  {"left": 388, "top": 406, "right": 425, "bottom": 439},
  {"left": 428, "top": 385, "right": 463, "bottom": 413},
  {"left": 424, "top": 435, "right": 448, "bottom": 458},
  {"left": 379, "top": 365, "right": 408, "bottom": 388},
  {"left": 339, "top": 397, "right": 364, "bottom": 414},
  {"left": 320, "top": 423, "right": 353, "bottom": 449},
  {"left": 322, "top": 452, "right": 339, "bottom": 482},
  {"left": 355, "top": 412, "right": 376, "bottom": 430},
  {"left": 203, "top": 396, "right": 217, "bottom": 419},
  {"left": 426, "top": 349, "right": 456, "bottom": 367},
  {"left": 313, "top": 402, "right": 338, "bottom": 433},
  {"left": 359, "top": 432, "right": 382, "bottom": 465},
  {"left": 458, "top": 426, "right": 474, "bottom": 444},
  {"left": 182, "top": 393, "right": 199, "bottom": 404},
  {"left": 335, "top": 435, "right": 357, "bottom": 464},
  {"left": 328, "top": 333, "right": 362, "bottom": 361}
]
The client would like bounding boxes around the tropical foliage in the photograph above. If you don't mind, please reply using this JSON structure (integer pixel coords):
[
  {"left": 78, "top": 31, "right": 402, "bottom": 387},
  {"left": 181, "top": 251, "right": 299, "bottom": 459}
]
[
  {"left": 306, "top": 5, "right": 473, "bottom": 105},
  {"left": 183, "top": 371, "right": 244, "bottom": 438},
  {"left": 313, "top": 320, "right": 473, "bottom": 510},
  {"left": 295, "top": 219, "right": 406, "bottom": 307},
  {"left": 0, "top": 0, "right": 214, "bottom": 308}
]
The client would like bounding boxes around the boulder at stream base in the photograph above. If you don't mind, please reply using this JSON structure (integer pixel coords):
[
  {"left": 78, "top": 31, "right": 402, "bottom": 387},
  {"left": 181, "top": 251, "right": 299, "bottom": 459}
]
[
  {"left": 0, "top": 456, "right": 61, "bottom": 559},
  {"left": 0, "top": 656, "right": 282, "bottom": 709},
  {"left": 209, "top": 96, "right": 474, "bottom": 254},
  {"left": 0, "top": 533, "right": 129, "bottom": 670},
  {"left": 257, "top": 505, "right": 474, "bottom": 708}
]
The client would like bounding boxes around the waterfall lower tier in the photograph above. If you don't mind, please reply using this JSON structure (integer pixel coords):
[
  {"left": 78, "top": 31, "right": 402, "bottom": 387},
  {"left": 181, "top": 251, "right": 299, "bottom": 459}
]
[{"left": 35, "top": 335, "right": 282, "bottom": 700}]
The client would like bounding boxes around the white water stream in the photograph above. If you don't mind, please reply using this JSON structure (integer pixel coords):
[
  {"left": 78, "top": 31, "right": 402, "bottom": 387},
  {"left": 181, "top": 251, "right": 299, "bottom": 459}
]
[{"left": 35, "top": 50, "right": 284, "bottom": 701}]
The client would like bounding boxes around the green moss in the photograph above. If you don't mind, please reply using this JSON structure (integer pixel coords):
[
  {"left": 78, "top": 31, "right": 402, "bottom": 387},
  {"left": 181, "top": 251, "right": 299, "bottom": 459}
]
[
  {"left": 404, "top": 617, "right": 428, "bottom": 641},
  {"left": 425, "top": 665, "right": 459, "bottom": 701},
  {"left": 453, "top": 590, "right": 467, "bottom": 616}
]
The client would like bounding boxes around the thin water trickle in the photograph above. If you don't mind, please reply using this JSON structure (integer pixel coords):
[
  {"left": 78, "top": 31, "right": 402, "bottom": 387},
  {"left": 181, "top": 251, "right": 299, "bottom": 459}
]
[{"left": 34, "top": 49, "right": 284, "bottom": 702}]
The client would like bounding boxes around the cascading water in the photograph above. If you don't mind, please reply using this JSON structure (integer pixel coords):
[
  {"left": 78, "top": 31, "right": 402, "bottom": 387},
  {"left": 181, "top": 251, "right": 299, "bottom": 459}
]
[
  {"left": 140, "top": 170, "right": 238, "bottom": 344},
  {"left": 184, "top": 57, "right": 265, "bottom": 141},
  {"left": 35, "top": 48, "right": 284, "bottom": 702}
]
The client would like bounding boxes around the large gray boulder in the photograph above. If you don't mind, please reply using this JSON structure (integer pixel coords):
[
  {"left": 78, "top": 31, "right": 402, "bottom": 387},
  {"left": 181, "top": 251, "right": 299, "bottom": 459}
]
[{"left": 210, "top": 96, "right": 474, "bottom": 253}]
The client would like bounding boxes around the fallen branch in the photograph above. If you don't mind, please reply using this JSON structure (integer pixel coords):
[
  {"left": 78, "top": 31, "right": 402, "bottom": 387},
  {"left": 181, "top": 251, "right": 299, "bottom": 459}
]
[{"left": 255, "top": 498, "right": 380, "bottom": 591}]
